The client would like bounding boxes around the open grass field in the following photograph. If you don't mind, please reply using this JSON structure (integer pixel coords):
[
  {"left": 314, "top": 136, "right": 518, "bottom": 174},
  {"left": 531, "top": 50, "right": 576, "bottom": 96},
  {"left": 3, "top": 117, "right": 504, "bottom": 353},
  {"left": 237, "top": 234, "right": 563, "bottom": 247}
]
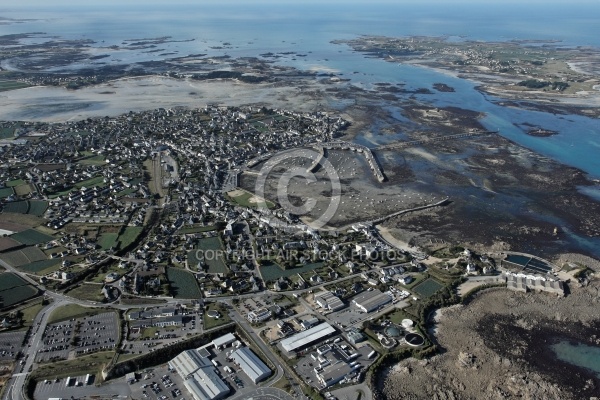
[
  {"left": 203, "top": 303, "right": 232, "bottom": 330},
  {"left": 118, "top": 226, "right": 142, "bottom": 249},
  {"left": 188, "top": 237, "right": 228, "bottom": 274},
  {"left": 32, "top": 351, "right": 115, "bottom": 380},
  {"left": 21, "top": 246, "right": 47, "bottom": 262},
  {"left": 0, "top": 272, "right": 39, "bottom": 308},
  {"left": 47, "top": 304, "right": 113, "bottom": 324},
  {"left": 13, "top": 184, "right": 33, "bottom": 197},
  {"left": 260, "top": 261, "right": 323, "bottom": 281},
  {"left": 65, "top": 283, "right": 105, "bottom": 302},
  {"left": 18, "top": 259, "right": 62, "bottom": 274},
  {"left": 227, "top": 189, "right": 275, "bottom": 209},
  {"left": 166, "top": 267, "right": 202, "bottom": 299},
  {"left": 0, "top": 80, "right": 30, "bottom": 92},
  {"left": 5, "top": 180, "right": 25, "bottom": 188},
  {"left": 412, "top": 278, "right": 444, "bottom": 298},
  {"left": 10, "top": 229, "right": 54, "bottom": 245},
  {"left": 0, "top": 188, "right": 13, "bottom": 199},
  {"left": 74, "top": 175, "right": 105, "bottom": 189},
  {"left": 98, "top": 233, "right": 118, "bottom": 250}
]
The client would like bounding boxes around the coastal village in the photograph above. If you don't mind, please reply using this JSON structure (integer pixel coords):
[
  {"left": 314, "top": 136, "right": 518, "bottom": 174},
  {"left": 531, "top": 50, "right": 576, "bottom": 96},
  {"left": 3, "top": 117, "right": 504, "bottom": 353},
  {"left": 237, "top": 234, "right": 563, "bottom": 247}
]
[{"left": 0, "top": 105, "right": 573, "bottom": 400}]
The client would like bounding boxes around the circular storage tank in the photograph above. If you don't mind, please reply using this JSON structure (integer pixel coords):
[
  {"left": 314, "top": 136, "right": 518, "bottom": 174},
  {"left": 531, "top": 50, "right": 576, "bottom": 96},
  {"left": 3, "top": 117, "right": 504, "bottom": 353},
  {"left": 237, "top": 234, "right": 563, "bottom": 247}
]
[
  {"left": 405, "top": 333, "right": 425, "bottom": 347},
  {"left": 384, "top": 325, "right": 402, "bottom": 338},
  {"left": 401, "top": 319, "right": 414, "bottom": 329},
  {"left": 207, "top": 310, "right": 220, "bottom": 318}
]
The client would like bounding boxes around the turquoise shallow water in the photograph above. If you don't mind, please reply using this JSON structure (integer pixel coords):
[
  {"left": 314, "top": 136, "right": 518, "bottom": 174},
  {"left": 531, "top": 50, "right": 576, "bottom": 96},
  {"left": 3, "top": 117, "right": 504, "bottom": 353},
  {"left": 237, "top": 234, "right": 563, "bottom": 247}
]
[{"left": 551, "top": 340, "right": 600, "bottom": 378}]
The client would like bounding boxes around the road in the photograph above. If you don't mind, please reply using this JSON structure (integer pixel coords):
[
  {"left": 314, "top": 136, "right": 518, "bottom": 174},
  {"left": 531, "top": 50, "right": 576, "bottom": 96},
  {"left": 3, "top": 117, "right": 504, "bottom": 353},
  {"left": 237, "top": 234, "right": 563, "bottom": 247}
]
[{"left": 226, "top": 302, "right": 306, "bottom": 399}]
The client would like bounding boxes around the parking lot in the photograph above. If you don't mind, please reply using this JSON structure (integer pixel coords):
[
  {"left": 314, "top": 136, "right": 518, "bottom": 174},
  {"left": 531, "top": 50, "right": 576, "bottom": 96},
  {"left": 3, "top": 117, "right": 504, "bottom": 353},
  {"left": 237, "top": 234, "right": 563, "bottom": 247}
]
[
  {"left": 36, "top": 312, "right": 119, "bottom": 362},
  {"left": 129, "top": 364, "right": 187, "bottom": 400},
  {"left": 37, "top": 320, "right": 73, "bottom": 362},
  {"left": 34, "top": 374, "right": 132, "bottom": 399},
  {"left": 75, "top": 312, "right": 119, "bottom": 356},
  {"left": 0, "top": 330, "right": 25, "bottom": 361}
]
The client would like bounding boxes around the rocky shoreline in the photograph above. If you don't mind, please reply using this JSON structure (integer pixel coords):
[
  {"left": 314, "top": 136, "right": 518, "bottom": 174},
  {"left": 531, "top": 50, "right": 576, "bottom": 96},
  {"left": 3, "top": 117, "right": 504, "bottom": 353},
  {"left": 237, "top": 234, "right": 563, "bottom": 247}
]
[{"left": 380, "top": 283, "right": 600, "bottom": 400}]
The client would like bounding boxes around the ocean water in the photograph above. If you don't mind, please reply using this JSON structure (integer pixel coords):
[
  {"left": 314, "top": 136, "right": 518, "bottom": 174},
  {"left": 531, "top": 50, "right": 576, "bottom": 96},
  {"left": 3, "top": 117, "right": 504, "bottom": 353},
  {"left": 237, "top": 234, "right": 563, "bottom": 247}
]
[
  {"left": 1, "top": 1, "right": 600, "bottom": 180},
  {"left": 551, "top": 340, "right": 600, "bottom": 378}
]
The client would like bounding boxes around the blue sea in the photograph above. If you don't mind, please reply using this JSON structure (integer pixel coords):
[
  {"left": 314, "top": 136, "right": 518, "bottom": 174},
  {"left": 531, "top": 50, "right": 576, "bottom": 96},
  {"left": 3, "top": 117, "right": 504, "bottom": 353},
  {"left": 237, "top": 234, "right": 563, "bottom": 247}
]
[{"left": 2, "top": 1, "right": 599, "bottom": 179}]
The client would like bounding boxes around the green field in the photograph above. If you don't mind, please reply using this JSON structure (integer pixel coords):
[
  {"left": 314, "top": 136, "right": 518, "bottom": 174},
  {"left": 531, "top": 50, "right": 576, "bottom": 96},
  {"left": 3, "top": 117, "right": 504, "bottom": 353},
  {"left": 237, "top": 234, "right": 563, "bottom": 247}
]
[
  {"left": 0, "top": 272, "right": 39, "bottom": 308},
  {"left": 260, "top": 261, "right": 323, "bottom": 281},
  {"left": 188, "top": 237, "right": 228, "bottom": 274},
  {"left": 0, "top": 187, "right": 14, "bottom": 199},
  {"left": 0, "top": 126, "right": 16, "bottom": 140},
  {"left": 18, "top": 259, "right": 62, "bottom": 274},
  {"left": 27, "top": 201, "right": 48, "bottom": 216},
  {"left": 5, "top": 179, "right": 25, "bottom": 187},
  {"left": 118, "top": 226, "right": 143, "bottom": 248},
  {"left": 74, "top": 176, "right": 105, "bottom": 189},
  {"left": 2, "top": 201, "right": 29, "bottom": 214},
  {"left": 0, "top": 80, "right": 30, "bottom": 92},
  {"left": 99, "top": 226, "right": 143, "bottom": 251},
  {"left": 98, "top": 233, "right": 119, "bottom": 250},
  {"left": 412, "top": 278, "right": 444, "bottom": 298},
  {"left": 0, "top": 246, "right": 49, "bottom": 268},
  {"left": 1, "top": 200, "right": 49, "bottom": 216},
  {"left": 166, "top": 267, "right": 202, "bottom": 299},
  {"left": 10, "top": 229, "right": 54, "bottom": 245}
]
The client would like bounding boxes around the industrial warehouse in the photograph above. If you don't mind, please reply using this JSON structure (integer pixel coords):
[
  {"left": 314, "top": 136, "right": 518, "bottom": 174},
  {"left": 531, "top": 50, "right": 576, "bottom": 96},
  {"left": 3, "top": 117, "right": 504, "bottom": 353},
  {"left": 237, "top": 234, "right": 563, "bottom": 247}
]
[
  {"left": 351, "top": 289, "right": 393, "bottom": 313},
  {"left": 230, "top": 347, "right": 271, "bottom": 383},
  {"left": 279, "top": 322, "right": 337, "bottom": 356},
  {"left": 169, "top": 350, "right": 230, "bottom": 400},
  {"left": 167, "top": 333, "right": 271, "bottom": 400}
]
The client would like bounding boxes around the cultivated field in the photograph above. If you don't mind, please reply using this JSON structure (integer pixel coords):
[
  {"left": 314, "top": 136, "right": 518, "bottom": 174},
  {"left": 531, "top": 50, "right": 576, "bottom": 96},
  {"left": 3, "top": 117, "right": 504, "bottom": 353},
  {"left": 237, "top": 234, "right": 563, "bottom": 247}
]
[
  {"left": 166, "top": 267, "right": 202, "bottom": 299},
  {"left": 0, "top": 272, "right": 39, "bottom": 308},
  {"left": 2, "top": 201, "right": 49, "bottom": 217},
  {"left": 10, "top": 229, "right": 54, "bottom": 245},
  {"left": 18, "top": 259, "right": 62, "bottom": 274}
]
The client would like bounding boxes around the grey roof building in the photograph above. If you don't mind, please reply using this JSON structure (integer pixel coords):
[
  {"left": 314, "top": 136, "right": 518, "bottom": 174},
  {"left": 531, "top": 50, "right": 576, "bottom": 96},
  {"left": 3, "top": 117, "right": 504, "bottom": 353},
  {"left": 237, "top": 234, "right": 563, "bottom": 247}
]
[
  {"left": 168, "top": 350, "right": 229, "bottom": 400},
  {"left": 279, "top": 322, "right": 336, "bottom": 354},
  {"left": 230, "top": 346, "right": 271, "bottom": 383},
  {"left": 351, "top": 289, "right": 392, "bottom": 313}
]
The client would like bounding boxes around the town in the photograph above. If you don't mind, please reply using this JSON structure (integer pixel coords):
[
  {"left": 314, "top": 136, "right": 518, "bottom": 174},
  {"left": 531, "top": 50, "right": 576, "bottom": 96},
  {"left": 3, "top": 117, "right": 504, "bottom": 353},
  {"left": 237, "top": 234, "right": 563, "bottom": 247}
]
[{"left": 0, "top": 105, "right": 570, "bottom": 400}]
